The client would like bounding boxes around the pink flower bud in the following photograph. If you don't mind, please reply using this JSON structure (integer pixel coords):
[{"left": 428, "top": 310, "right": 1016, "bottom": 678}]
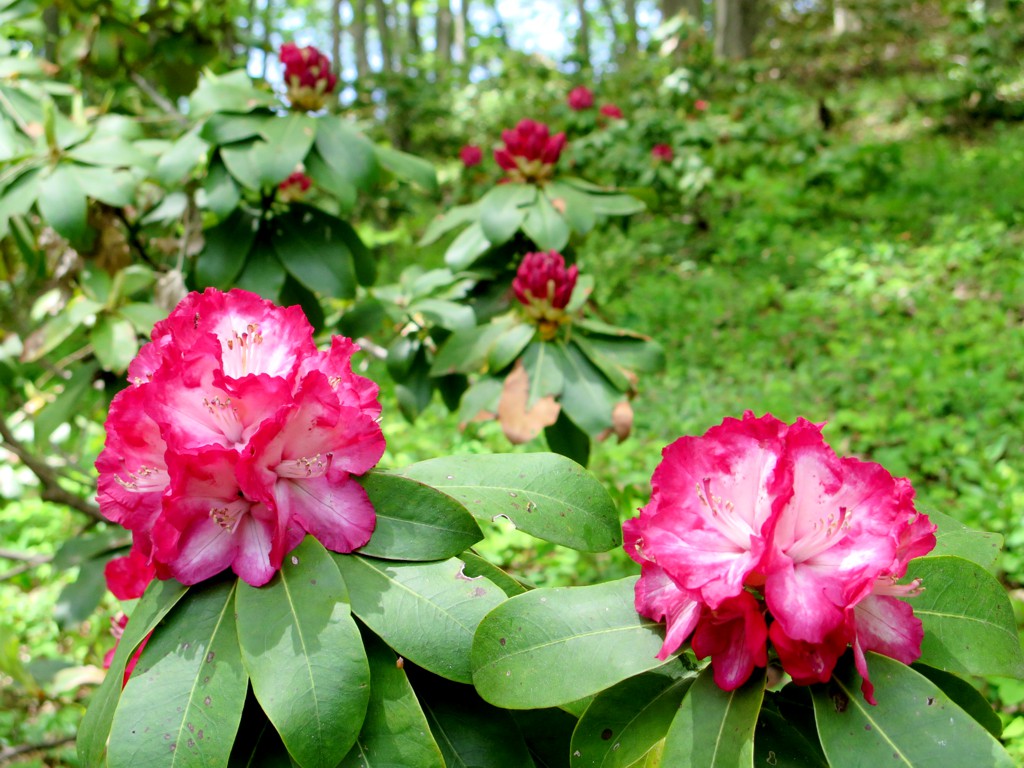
[
  {"left": 512, "top": 250, "right": 579, "bottom": 329},
  {"left": 493, "top": 119, "right": 566, "bottom": 183},
  {"left": 280, "top": 42, "right": 338, "bottom": 112},
  {"left": 460, "top": 144, "right": 483, "bottom": 168},
  {"left": 278, "top": 171, "right": 313, "bottom": 202},
  {"left": 651, "top": 144, "right": 674, "bottom": 162},
  {"left": 599, "top": 103, "right": 624, "bottom": 119},
  {"left": 567, "top": 86, "right": 594, "bottom": 111},
  {"left": 695, "top": 99, "right": 710, "bottom": 112}
]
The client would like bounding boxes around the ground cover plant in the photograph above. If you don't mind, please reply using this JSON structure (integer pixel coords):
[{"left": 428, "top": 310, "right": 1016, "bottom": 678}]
[{"left": 3, "top": 0, "right": 1024, "bottom": 765}]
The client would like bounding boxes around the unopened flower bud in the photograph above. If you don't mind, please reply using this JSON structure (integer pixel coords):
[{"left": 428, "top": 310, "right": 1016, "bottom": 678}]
[
  {"left": 280, "top": 42, "right": 338, "bottom": 112},
  {"left": 567, "top": 86, "right": 594, "bottom": 111},
  {"left": 512, "top": 251, "right": 579, "bottom": 338},
  {"left": 493, "top": 119, "right": 567, "bottom": 183}
]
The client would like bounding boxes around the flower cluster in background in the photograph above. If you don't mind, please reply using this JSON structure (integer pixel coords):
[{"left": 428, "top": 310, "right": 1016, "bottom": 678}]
[
  {"left": 280, "top": 42, "right": 338, "bottom": 111},
  {"left": 494, "top": 119, "right": 566, "bottom": 183},
  {"left": 97, "top": 288, "right": 385, "bottom": 591},
  {"left": 567, "top": 85, "right": 595, "bottom": 111},
  {"left": 460, "top": 144, "right": 483, "bottom": 168},
  {"left": 624, "top": 411, "right": 936, "bottom": 704}
]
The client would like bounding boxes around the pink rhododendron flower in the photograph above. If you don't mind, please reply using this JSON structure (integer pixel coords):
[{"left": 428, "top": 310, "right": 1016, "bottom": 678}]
[
  {"left": 493, "top": 119, "right": 566, "bottom": 184},
  {"left": 460, "top": 144, "right": 483, "bottom": 168},
  {"left": 103, "top": 614, "right": 150, "bottom": 689},
  {"left": 624, "top": 411, "right": 935, "bottom": 702},
  {"left": 512, "top": 250, "right": 579, "bottom": 338},
  {"left": 96, "top": 288, "right": 385, "bottom": 588},
  {"left": 104, "top": 547, "right": 156, "bottom": 600},
  {"left": 567, "top": 85, "right": 594, "bottom": 111},
  {"left": 651, "top": 144, "right": 674, "bottom": 162},
  {"left": 599, "top": 103, "right": 624, "bottom": 119},
  {"left": 695, "top": 99, "right": 709, "bottom": 112},
  {"left": 278, "top": 171, "right": 312, "bottom": 202},
  {"left": 280, "top": 42, "right": 337, "bottom": 111}
]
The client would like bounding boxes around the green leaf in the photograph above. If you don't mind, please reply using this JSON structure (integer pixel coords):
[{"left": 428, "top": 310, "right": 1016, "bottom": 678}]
[
  {"left": 156, "top": 129, "right": 208, "bottom": 185},
  {"left": 119, "top": 302, "right": 168, "bottom": 335},
  {"left": 203, "top": 160, "right": 241, "bottom": 219},
  {"left": 753, "top": 707, "right": 828, "bottom": 768},
  {"left": 77, "top": 579, "right": 189, "bottom": 766},
  {"left": 355, "top": 472, "right": 483, "bottom": 561},
  {"left": 200, "top": 114, "right": 270, "bottom": 146},
  {"left": 21, "top": 294, "right": 103, "bottom": 362},
  {"left": 570, "top": 666, "right": 695, "bottom": 768},
  {"left": 582, "top": 190, "right": 645, "bottom": 216},
  {"left": 408, "top": 298, "right": 476, "bottom": 332},
  {"left": 37, "top": 164, "right": 89, "bottom": 246},
  {"left": 107, "top": 580, "right": 248, "bottom": 768},
  {"left": 487, "top": 323, "right": 536, "bottom": 372},
  {"left": 374, "top": 144, "right": 438, "bottom": 193},
  {"left": 220, "top": 114, "right": 316, "bottom": 191},
  {"left": 912, "top": 664, "right": 1002, "bottom": 738},
  {"left": 189, "top": 70, "right": 278, "bottom": 115},
  {"left": 430, "top": 319, "right": 515, "bottom": 376},
  {"left": 339, "top": 631, "right": 446, "bottom": 768},
  {"left": 444, "top": 221, "right": 491, "bottom": 270},
  {"left": 271, "top": 206, "right": 358, "bottom": 299},
  {"left": 521, "top": 341, "right": 566, "bottom": 407},
  {"left": 572, "top": 336, "right": 631, "bottom": 392},
  {"left": 196, "top": 209, "right": 258, "bottom": 289},
  {"left": 314, "top": 119, "right": 380, "bottom": 192},
  {"left": 903, "top": 555, "right": 1024, "bottom": 678},
  {"left": 512, "top": 708, "right": 577, "bottom": 768},
  {"left": 575, "top": 334, "right": 665, "bottom": 375},
  {"left": 457, "top": 552, "right": 529, "bottom": 598},
  {"left": 544, "top": 410, "right": 591, "bottom": 467},
  {"left": 927, "top": 510, "right": 1002, "bottom": 573},
  {"left": 90, "top": 313, "right": 139, "bottom": 373},
  {"left": 333, "top": 555, "right": 505, "bottom": 684},
  {"left": 236, "top": 537, "right": 369, "bottom": 768},
  {"left": 471, "top": 577, "right": 668, "bottom": 709},
  {"left": 478, "top": 183, "right": 535, "bottom": 245},
  {"left": 33, "top": 360, "right": 98, "bottom": 445},
  {"left": 335, "top": 220, "right": 376, "bottom": 286},
  {"left": 235, "top": 246, "right": 287, "bottom": 299},
  {"left": 414, "top": 674, "right": 536, "bottom": 768},
  {"left": 546, "top": 181, "right": 597, "bottom": 234},
  {"left": 812, "top": 654, "right": 1015, "bottom": 768},
  {"left": 305, "top": 147, "right": 358, "bottom": 214},
  {"left": 456, "top": 376, "right": 503, "bottom": 426},
  {"left": 67, "top": 135, "right": 148, "bottom": 168},
  {"left": 53, "top": 556, "right": 108, "bottom": 629},
  {"left": 521, "top": 191, "right": 570, "bottom": 251},
  {"left": 661, "top": 666, "right": 764, "bottom": 768},
  {"left": 396, "top": 452, "right": 621, "bottom": 552},
  {"left": 418, "top": 203, "right": 479, "bottom": 247},
  {"left": 558, "top": 341, "right": 618, "bottom": 434},
  {"left": 72, "top": 164, "right": 137, "bottom": 207}
]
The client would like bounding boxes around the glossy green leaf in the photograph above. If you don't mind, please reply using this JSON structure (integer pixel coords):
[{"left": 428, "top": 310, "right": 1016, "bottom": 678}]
[
  {"left": 927, "top": 510, "right": 1002, "bottom": 573},
  {"left": 444, "top": 221, "right": 491, "bottom": 270},
  {"left": 339, "top": 632, "right": 445, "bottom": 768},
  {"left": 156, "top": 129, "right": 208, "bottom": 185},
  {"left": 546, "top": 181, "right": 596, "bottom": 234},
  {"left": 408, "top": 298, "right": 476, "bottom": 332},
  {"left": 203, "top": 160, "right": 242, "bottom": 219},
  {"left": 305, "top": 147, "right": 358, "bottom": 213},
  {"left": 314, "top": 119, "right": 380, "bottom": 192},
  {"left": 558, "top": 341, "right": 618, "bottom": 434},
  {"left": 333, "top": 555, "right": 505, "bottom": 684},
  {"left": 418, "top": 203, "right": 479, "bottom": 246},
  {"left": 78, "top": 579, "right": 189, "bottom": 766},
  {"left": 904, "top": 555, "right": 1024, "bottom": 678},
  {"left": 571, "top": 336, "right": 631, "bottom": 392},
  {"left": 583, "top": 191, "right": 645, "bottom": 216},
  {"left": 813, "top": 654, "right": 1014, "bottom": 768},
  {"left": 54, "top": 556, "right": 108, "bottom": 629},
  {"left": 661, "top": 666, "right": 764, "bottom": 768},
  {"left": 430, "top": 319, "right": 515, "bottom": 376},
  {"left": 374, "top": 144, "right": 438, "bottom": 192},
  {"left": 200, "top": 114, "right": 270, "bottom": 146},
  {"left": 72, "top": 165, "right": 137, "bottom": 207},
  {"left": 522, "top": 191, "right": 570, "bottom": 251},
  {"left": 521, "top": 341, "right": 566, "bottom": 406},
  {"left": 457, "top": 552, "right": 529, "bottom": 598},
  {"left": 108, "top": 580, "right": 248, "bottom": 768},
  {"left": 221, "top": 114, "right": 316, "bottom": 190},
  {"left": 544, "top": 410, "right": 591, "bottom": 466},
  {"left": 37, "top": 164, "right": 89, "bottom": 246},
  {"left": 396, "top": 452, "right": 620, "bottom": 552},
  {"left": 196, "top": 209, "right": 257, "bottom": 289},
  {"left": 413, "top": 674, "right": 535, "bottom": 768},
  {"left": 752, "top": 708, "right": 828, "bottom": 768},
  {"left": 188, "top": 71, "right": 278, "bottom": 114},
  {"left": 236, "top": 538, "right": 369, "bottom": 768},
  {"left": 33, "top": 360, "right": 98, "bottom": 445},
  {"left": 235, "top": 246, "right": 287, "bottom": 299},
  {"left": 912, "top": 664, "right": 1002, "bottom": 738},
  {"left": 479, "top": 183, "right": 535, "bottom": 245},
  {"left": 471, "top": 577, "right": 668, "bottom": 709},
  {"left": 456, "top": 376, "right": 503, "bottom": 426},
  {"left": 20, "top": 294, "right": 103, "bottom": 362},
  {"left": 575, "top": 334, "right": 665, "bottom": 375},
  {"left": 272, "top": 206, "right": 357, "bottom": 299},
  {"left": 119, "top": 302, "right": 169, "bottom": 335},
  {"left": 356, "top": 471, "right": 482, "bottom": 561},
  {"left": 335, "top": 219, "right": 376, "bottom": 286},
  {"left": 488, "top": 323, "right": 536, "bottom": 372},
  {"left": 67, "top": 134, "right": 148, "bottom": 168},
  {"left": 571, "top": 666, "right": 695, "bottom": 768},
  {"left": 91, "top": 313, "right": 139, "bottom": 374}
]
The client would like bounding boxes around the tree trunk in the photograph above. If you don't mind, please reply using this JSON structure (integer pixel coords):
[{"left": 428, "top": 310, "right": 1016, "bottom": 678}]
[
  {"left": 407, "top": 0, "right": 421, "bottom": 58},
  {"left": 458, "top": 0, "right": 472, "bottom": 67},
  {"left": 436, "top": 0, "right": 453, "bottom": 73},
  {"left": 352, "top": 0, "right": 370, "bottom": 79},
  {"left": 714, "top": 0, "right": 759, "bottom": 59},
  {"left": 575, "top": 0, "right": 590, "bottom": 69},
  {"left": 331, "top": 0, "right": 345, "bottom": 89},
  {"left": 624, "top": 0, "right": 639, "bottom": 57},
  {"left": 42, "top": 4, "right": 59, "bottom": 63},
  {"left": 598, "top": 0, "right": 620, "bottom": 57},
  {"left": 374, "top": 0, "right": 396, "bottom": 72}
]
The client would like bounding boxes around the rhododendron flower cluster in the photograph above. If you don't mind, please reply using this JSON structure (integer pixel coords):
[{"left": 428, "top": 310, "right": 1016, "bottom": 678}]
[
  {"left": 599, "top": 103, "right": 624, "bottom": 119},
  {"left": 460, "top": 144, "right": 483, "bottom": 168},
  {"left": 278, "top": 170, "right": 312, "bottom": 202},
  {"left": 512, "top": 250, "right": 579, "bottom": 339},
  {"left": 494, "top": 119, "right": 566, "bottom": 183},
  {"left": 280, "top": 42, "right": 338, "bottom": 111},
  {"left": 624, "top": 412, "right": 935, "bottom": 704},
  {"left": 694, "top": 99, "right": 710, "bottom": 112},
  {"left": 651, "top": 144, "right": 674, "bottom": 162},
  {"left": 97, "top": 288, "right": 385, "bottom": 591},
  {"left": 567, "top": 85, "right": 594, "bottom": 111}
]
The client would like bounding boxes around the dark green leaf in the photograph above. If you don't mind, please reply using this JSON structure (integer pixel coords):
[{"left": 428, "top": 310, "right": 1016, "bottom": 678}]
[
  {"left": 544, "top": 410, "right": 591, "bottom": 467},
  {"left": 558, "top": 341, "right": 618, "bottom": 435},
  {"left": 236, "top": 537, "right": 369, "bottom": 768},
  {"left": 339, "top": 631, "right": 445, "bottom": 768},
  {"left": 457, "top": 552, "right": 529, "bottom": 597},
  {"left": 812, "top": 654, "right": 1014, "bottom": 768},
  {"left": 456, "top": 376, "right": 503, "bottom": 426},
  {"left": 661, "top": 666, "right": 764, "bottom": 768},
  {"left": 37, "top": 164, "right": 90, "bottom": 246},
  {"left": 107, "top": 580, "right": 248, "bottom": 768},
  {"left": 314, "top": 119, "right": 380, "bottom": 192},
  {"left": 203, "top": 160, "right": 242, "bottom": 219},
  {"left": 912, "top": 664, "right": 1002, "bottom": 738},
  {"left": 374, "top": 144, "right": 438, "bottom": 192},
  {"left": 77, "top": 579, "right": 189, "bottom": 766},
  {"left": 54, "top": 556, "right": 108, "bottom": 629},
  {"left": 72, "top": 165, "right": 137, "bottom": 207},
  {"left": 338, "top": 298, "right": 386, "bottom": 340},
  {"left": 479, "top": 183, "right": 535, "bottom": 245},
  {"left": 200, "top": 114, "right": 270, "bottom": 146},
  {"left": 196, "top": 209, "right": 258, "bottom": 289},
  {"left": 333, "top": 555, "right": 505, "bottom": 684},
  {"left": 488, "top": 323, "right": 536, "bottom": 372},
  {"left": 305, "top": 147, "right": 358, "bottom": 213},
  {"left": 471, "top": 578, "right": 668, "bottom": 709},
  {"left": 571, "top": 336, "right": 631, "bottom": 392},
  {"left": 396, "top": 452, "right": 621, "bottom": 552},
  {"left": 156, "top": 129, "right": 208, "bottom": 185},
  {"left": 387, "top": 336, "right": 421, "bottom": 382},
  {"left": 355, "top": 472, "right": 483, "bottom": 561},
  {"left": 430, "top": 319, "right": 516, "bottom": 376},
  {"left": 418, "top": 203, "right": 479, "bottom": 247},
  {"left": 235, "top": 245, "right": 287, "bottom": 299},
  {"left": 521, "top": 191, "right": 570, "bottom": 251},
  {"left": 521, "top": 341, "right": 566, "bottom": 407},
  {"left": 272, "top": 206, "right": 358, "bottom": 299},
  {"left": 571, "top": 666, "right": 694, "bottom": 768},
  {"left": 753, "top": 707, "right": 828, "bottom": 768},
  {"left": 904, "top": 555, "right": 1024, "bottom": 678},
  {"left": 575, "top": 335, "right": 665, "bottom": 375}
]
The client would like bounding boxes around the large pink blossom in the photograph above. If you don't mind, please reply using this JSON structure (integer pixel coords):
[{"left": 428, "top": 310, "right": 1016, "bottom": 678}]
[
  {"left": 97, "top": 288, "right": 385, "bottom": 588},
  {"left": 624, "top": 411, "right": 935, "bottom": 702}
]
